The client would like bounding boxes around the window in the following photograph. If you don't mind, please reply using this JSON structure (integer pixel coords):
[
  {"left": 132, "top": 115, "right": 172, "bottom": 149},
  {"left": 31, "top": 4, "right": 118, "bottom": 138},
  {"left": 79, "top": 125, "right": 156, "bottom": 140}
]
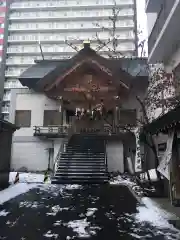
[
  {"left": 15, "top": 110, "right": 31, "bottom": 127},
  {"left": 119, "top": 109, "right": 136, "bottom": 126},
  {"left": 43, "top": 110, "right": 61, "bottom": 126},
  {"left": 158, "top": 143, "right": 167, "bottom": 152}
]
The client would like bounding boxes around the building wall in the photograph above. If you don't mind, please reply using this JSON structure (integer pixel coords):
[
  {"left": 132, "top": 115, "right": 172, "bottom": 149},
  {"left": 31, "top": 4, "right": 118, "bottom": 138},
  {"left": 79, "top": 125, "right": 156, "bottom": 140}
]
[
  {"left": 2, "top": 0, "right": 138, "bottom": 121},
  {"left": 106, "top": 140, "right": 124, "bottom": 173},
  {"left": 146, "top": 12, "right": 157, "bottom": 37},
  {"left": 9, "top": 89, "right": 64, "bottom": 172},
  {"left": 0, "top": 129, "right": 13, "bottom": 188}
]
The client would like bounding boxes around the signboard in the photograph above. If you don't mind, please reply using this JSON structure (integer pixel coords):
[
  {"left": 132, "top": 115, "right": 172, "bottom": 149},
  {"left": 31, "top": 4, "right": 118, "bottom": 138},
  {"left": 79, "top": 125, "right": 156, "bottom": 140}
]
[
  {"left": 157, "top": 130, "right": 174, "bottom": 180},
  {"left": 134, "top": 127, "right": 142, "bottom": 173}
]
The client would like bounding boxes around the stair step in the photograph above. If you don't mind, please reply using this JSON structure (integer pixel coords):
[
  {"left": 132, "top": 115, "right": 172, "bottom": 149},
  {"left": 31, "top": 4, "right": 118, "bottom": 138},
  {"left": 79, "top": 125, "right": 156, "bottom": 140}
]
[
  {"left": 51, "top": 179, "right": 109, "bottom": 184},
  {"left": 57, "top": 168, "right": 106, "bottom": 172},
  {"left": 58, "top": 163, "right": 105, "bottom": 166},
  {"left": 60, "top": 159, "right": 105, "bottom": 161},
  {"left": 55, "top": 172, "right": 106, "bottom": 175},
  {"left": 60, "top": 158, "right": 105, "bottom": 160},
  {"left": 57, "top": 168, "right": 106, "bottom": 171},
  {"left": 53, "top": 175, "right": 109, "bottom": 180}
]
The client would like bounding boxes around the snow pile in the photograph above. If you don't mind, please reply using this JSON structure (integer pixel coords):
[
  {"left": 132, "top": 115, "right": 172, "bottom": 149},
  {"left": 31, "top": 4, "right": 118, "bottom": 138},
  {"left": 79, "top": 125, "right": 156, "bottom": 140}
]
[
  {"left": 9, "top": 172, "right": 50, "bottom": 184},
  {"left": 53, "top": 220, "right": 62, "bottom": 226},
  {"left": 43, "top": 230, "right": 58, "bottom": 239},
  {"left": 0, "top": 210, "right": 10, "bottom": 216},
  {"left": 135, "top": 197, "right": 178, "bottom": 229},
  {"left": 140, "top": 169, "right": 158, "bottom": 181},
  {"left": 66, "top": 219, "right": 90, "bottom": 238},
  {"left": 109, "top": 175, "right": 136, "bottom": 187},
  {"left": 0, "top": 183, "right": 37, "bottom": 205},
  {"left": 65, "top": 218, "right": 101, "bottom": 238},
  {"left": 46, "top": 205, "right": 69, "bottom": 216},
  {"left": 64, "top": 184, "right": 82, "bottom": 190},
  {"left": 86, "top": 208, "right": 97, "bottom": 217}
]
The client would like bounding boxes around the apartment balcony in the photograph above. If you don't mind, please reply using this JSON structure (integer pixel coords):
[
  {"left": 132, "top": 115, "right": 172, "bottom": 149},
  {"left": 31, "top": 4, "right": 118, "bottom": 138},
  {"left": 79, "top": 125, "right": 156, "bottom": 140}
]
[
  {"left": 9, "top": 13, "right": 134, "bottom": 22},
  {"left": 7, "top": 48, "right": 135, "bottom": 57},
  {"left": 146, "top": 0, "right": 163, "bottom": 13},
  {"left": 1, "top": 106, "right": 9, "bottom": 113},
  {"left": 8, "top": 25, "right": 135, "bottom": 33},
  {"left": 3, "top": 95, "right": 11, "bottom": 101},
  {"left": 148, "top": 0, "right": 180, "bottom": 63},
  {"left": 4, "top": 81, "right": 24, "bottom": 89},
  {"left": 8, "top": 36, "right": 135, "bottom": 45},
  {"left": 5, "top": 71, "right": 24, "bottom": 78},
  {"left": 10, "top": 1, "right": 134, "bottom": 11},
  {"left": 6, "top": 59, "right": 33, "bottom": 66}
]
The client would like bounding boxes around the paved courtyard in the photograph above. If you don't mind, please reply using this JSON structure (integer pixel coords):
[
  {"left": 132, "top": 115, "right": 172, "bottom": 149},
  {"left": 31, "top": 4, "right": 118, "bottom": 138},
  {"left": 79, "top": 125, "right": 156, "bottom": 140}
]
[{"left": 0, "top": 184, "right": 179, "bottom": 239}]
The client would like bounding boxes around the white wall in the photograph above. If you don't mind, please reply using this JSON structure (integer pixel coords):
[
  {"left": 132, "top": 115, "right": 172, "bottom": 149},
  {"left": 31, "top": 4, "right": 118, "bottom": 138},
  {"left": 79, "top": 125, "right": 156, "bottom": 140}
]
[
  {"left": 9, "top": 90, "right": 64, "bottom": 172},
  {"left": 106, "top": 141, "right": 124, "bottom": 173},
  {"left": 11, "top": 141, "right": 50, "bottom": 171},
  {"left": 11, "top": 91, "right": 60, "bottom": 136},
  {"left": 147, "top": 13, "right": 158, "bottom": 37}
]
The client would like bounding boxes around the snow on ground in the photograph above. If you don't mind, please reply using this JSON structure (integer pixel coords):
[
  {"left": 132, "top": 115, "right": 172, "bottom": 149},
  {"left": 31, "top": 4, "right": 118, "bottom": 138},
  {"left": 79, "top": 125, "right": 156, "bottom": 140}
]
[
  {"left": 9, "top": 172, "right": 47, "bottom": 184},
  {"left": 66, "top": 219, "right": 90, "bottom": 238},
  {"left": 65, "top": 219, "right": 101, "bottom": 238},
  {"left": 64, "top": 184, "right": 82, "bottom": 190},
  {"left": 0, "top": 210, "right": 10, "bottom": 216},
  {"left": 86, "top": 208, "right": 97, "bottom": 217},
  {"left": 109, "top": 174, "right": 137, "bottom": 188},
  {"left": 110, "top": 174, "right": 180, "bottom": 234},
  {"left": 0, "top": 183, "right": 38, "bottom": 205},
  {"left": 46, "top": 205, "right": 70, "bottom": 216},
  {"left": 140, "top": 169, "right": 158, "bottom": 181},
  {"left": 135, "top": 197, "right": 177, "bottom": 229},
  {"left": 43, "top": 230, "right": 58, "bottom": 239}
]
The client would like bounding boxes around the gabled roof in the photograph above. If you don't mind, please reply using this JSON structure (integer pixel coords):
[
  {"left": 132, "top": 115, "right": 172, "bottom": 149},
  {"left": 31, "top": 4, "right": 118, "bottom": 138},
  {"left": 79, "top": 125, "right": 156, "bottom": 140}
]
[{"left": 18, "top": 43, "right": 148, "bottom": 92}]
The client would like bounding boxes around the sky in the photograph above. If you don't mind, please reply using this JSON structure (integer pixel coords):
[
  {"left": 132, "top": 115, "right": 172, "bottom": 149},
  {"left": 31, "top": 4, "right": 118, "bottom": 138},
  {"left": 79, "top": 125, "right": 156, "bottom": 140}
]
[{"left": 136, "top": 0, "right": 148, "bottom": 56}]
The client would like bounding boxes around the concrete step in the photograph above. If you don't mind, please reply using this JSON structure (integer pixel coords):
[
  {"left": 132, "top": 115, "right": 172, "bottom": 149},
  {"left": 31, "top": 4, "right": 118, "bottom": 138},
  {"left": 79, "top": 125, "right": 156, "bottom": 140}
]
[
  {"left": 53, "top": 175, "right": 108, "bottom": 180},
  {"left": 61, "top": 155, "right": 105, "bottom": 158},
  {"left": 62, "top": 154, "right": 105, "bottom": 157},
  {"left": 59, "top": 159, "right": 105, "bottom": 162},
  {"left": 55, "top": 172, "right": 107, "bottom": 175},
  {"left": 58, "top": 162, "right": 105, "bottom": 168},
  {"left": 57, "top": 168, "right": 106, "bottom": 171},
  {"left": 51, "top": 178, "right": 109, "bottom": 184},
  {"left": 60, "top": 158, "right": 105, "bottom": 161}
]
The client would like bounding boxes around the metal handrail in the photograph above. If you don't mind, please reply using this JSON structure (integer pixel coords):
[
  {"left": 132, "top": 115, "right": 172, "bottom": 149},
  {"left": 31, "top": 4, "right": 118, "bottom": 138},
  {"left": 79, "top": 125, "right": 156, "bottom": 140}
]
[
  {"left": 34, "top": 125, "right": 72, "bottom": 135},
  {"left": 53, "top": 139, "right": 67, "bottom": 176},
  {"left": 52, "top": 125, "right": 74, "bottom": 176}
]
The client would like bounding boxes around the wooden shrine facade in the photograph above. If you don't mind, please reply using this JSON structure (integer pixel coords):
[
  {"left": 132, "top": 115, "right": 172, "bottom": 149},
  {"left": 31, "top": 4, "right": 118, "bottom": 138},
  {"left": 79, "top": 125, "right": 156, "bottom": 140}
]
[{"left": 19, "top": 42, "right": 148, "bottom": 137}]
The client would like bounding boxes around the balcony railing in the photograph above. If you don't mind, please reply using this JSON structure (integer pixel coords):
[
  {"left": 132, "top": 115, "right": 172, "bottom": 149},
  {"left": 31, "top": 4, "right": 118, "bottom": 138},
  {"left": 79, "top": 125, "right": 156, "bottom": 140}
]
[
  {"left": 148, "top": 0, "right": 176, "bottom": 54},
  {"left": 34, "top": 124, "right": 135, "bottom": 137},
  {"left": 34, "top": 125, "right": 71, "bottom": 137},
  {"left": 3, "top": 95, "right": 11, "bottom": 101},
  {"left": 1, "top": 106, "right": 9, "bottom": 113}
]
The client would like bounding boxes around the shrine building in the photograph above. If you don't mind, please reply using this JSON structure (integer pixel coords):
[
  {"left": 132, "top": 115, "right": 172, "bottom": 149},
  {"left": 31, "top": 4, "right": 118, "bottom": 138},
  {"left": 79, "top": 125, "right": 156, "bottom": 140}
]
[{"left": 9, "top": 42, "right": 148, "bottom": 183}]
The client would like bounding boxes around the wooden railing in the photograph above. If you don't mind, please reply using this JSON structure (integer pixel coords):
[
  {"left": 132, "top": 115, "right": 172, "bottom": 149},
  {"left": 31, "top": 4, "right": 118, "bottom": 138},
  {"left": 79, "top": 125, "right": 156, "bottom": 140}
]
[{"left": 34, "top": 124, "right": 133, "bottom": 137}]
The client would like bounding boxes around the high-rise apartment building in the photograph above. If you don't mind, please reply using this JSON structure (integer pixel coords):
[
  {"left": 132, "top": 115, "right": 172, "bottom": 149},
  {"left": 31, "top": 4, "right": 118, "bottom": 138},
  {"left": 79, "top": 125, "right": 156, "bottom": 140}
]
[
  {"left": 1, "top": 0, "right": 137, "bottom": 121},
  {"left": 146, "top": 0, "right": 180, "bottom": 68}
]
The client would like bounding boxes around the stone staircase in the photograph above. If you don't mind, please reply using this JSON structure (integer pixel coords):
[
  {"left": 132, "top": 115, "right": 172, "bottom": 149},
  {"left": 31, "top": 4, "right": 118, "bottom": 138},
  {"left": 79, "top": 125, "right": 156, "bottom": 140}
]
[{"left": 52, "top": 134, "right": 109, "bottom": 184}]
